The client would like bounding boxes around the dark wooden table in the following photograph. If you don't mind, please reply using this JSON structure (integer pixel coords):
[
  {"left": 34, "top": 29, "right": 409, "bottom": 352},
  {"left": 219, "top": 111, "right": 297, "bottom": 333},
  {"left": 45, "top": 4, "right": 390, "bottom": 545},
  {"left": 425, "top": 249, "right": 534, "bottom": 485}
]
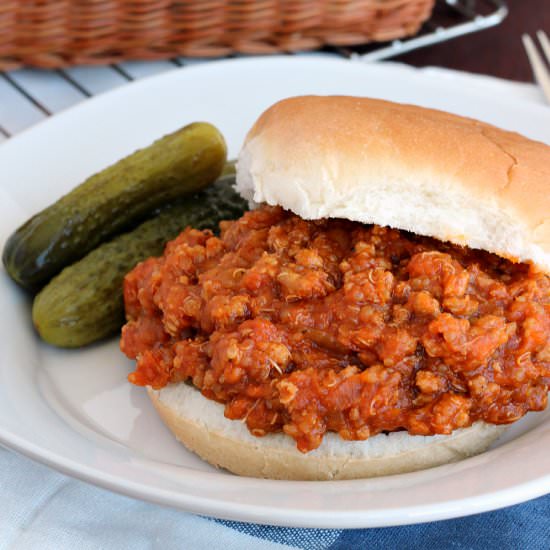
[{"left": 398, "top": 0, "right": 549, "bottom": 82}]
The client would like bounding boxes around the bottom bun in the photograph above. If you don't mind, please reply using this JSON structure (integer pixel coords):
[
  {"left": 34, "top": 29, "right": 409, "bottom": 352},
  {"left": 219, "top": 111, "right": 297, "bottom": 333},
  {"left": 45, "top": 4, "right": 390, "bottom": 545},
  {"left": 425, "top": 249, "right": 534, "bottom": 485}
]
[{"left": 148, "top": 384, "right": 506, "bottom": 481}]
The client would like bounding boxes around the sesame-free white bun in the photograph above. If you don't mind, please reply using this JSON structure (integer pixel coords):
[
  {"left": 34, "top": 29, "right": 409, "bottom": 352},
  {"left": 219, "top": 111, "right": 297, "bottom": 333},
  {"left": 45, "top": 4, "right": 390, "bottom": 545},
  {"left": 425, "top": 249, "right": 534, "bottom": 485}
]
[
  {"left": 237, "top": 96, "right": 550, "bottom": 272},
  {"left": 143, "top": 96, "right": 550, "bottom": 480},
  {"left": 149, "top": 384, "right": 504, "bottom": 480}
]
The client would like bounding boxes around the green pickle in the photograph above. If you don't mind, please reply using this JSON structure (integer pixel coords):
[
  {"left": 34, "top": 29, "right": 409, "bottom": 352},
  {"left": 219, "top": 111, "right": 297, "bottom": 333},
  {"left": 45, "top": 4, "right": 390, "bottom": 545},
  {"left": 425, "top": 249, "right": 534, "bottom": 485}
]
[
  {"left": 32, "top": 176, "right": 248, "bottom": 348},
  {"left": 3, "top": 122, "right": 227, "bottom": 291}
]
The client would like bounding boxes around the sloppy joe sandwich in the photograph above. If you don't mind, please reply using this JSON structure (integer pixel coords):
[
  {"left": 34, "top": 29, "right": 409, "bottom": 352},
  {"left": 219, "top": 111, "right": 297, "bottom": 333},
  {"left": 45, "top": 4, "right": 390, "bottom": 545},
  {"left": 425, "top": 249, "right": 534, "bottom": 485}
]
[{"left": 120, "top": 96, "right": 550, "bottom": 480}]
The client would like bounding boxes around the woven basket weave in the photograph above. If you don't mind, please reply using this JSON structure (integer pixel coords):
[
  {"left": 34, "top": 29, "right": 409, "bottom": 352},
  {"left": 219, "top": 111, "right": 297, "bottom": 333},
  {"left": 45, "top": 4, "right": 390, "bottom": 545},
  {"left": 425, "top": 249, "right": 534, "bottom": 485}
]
[{"left": 0, "top": 1, "right": 435, "bottom": 70}]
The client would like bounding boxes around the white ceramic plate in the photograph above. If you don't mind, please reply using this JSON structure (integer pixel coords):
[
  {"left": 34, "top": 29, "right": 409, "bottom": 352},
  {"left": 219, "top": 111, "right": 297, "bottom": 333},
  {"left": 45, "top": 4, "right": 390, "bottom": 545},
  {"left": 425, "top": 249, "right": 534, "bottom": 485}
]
[{"left": 0, "top": 57, "right": 549, "bottom": 528}]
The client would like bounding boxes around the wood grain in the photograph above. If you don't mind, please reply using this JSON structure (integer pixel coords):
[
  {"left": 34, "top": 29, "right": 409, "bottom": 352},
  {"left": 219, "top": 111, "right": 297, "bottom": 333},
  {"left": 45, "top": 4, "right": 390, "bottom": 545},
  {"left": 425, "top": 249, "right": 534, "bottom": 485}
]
[{"left": 398, "top": 0, "right": 549, "bottom": 82}]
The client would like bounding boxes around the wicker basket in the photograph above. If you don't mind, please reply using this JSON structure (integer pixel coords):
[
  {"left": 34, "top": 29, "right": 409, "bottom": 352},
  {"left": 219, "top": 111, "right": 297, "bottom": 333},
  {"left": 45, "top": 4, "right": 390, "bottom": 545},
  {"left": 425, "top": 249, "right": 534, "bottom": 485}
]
[{"left": 0, "top": 1, "right": 435, "bottom": 70}]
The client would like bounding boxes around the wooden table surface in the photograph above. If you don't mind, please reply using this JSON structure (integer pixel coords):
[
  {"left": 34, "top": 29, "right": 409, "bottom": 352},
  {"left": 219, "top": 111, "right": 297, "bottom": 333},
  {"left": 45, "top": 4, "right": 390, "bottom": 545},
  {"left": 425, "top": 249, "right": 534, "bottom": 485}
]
[{"left": 400, "top": 0, "right": 548, "bottom": 82}]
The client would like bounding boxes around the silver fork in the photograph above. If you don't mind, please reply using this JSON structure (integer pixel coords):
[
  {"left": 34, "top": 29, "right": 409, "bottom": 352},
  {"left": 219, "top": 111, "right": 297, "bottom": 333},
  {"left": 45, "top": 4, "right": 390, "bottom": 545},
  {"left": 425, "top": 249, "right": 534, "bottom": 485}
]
[{"left": 522, "top": 30, "right": 550, "bottom": 103}]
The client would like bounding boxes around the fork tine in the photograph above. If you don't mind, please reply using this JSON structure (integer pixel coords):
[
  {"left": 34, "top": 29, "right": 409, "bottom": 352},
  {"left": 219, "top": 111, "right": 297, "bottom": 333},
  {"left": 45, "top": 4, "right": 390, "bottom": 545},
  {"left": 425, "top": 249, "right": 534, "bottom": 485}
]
[
  {"left": 536, "top": 30, "right": 550, "bottom": 65},
  {"left": 522, "top": 33, "right": 550, "bottom": 103}
]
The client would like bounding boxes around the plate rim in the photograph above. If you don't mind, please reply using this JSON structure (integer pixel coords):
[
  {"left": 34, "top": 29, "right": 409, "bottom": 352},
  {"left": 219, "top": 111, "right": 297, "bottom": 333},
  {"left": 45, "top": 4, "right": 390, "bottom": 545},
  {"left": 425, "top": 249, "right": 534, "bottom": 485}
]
[
  {"left": 2, "top": 55, "right": 550, "bottom": 154},
  {"left": 1, "top": 422, "right": 550, "bottom": 528}
]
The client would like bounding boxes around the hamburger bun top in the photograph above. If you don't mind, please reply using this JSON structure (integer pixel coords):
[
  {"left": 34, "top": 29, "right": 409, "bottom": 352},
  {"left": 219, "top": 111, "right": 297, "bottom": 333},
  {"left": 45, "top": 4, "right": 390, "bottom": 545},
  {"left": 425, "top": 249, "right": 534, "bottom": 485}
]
[{"left": 236, "top": 96, "right": 550, "bottom": 272}]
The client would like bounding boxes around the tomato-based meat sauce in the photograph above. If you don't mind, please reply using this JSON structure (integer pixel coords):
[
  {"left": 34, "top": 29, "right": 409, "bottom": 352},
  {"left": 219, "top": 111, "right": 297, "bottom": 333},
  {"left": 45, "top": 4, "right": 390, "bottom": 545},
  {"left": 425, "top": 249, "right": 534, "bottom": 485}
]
[{"left": 121, "top": 206, "right": 550, "bottom": 452}]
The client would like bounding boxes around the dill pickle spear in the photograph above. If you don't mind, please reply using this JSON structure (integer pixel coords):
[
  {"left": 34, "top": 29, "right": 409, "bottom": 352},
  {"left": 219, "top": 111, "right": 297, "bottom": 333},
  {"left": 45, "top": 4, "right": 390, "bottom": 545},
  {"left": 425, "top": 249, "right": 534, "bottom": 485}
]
[
  {"left": 3, "top": 122, "right": 227, "bottom": 291},
  {"left": 32, "top": 176, "right": 248, "bottom": 348}
]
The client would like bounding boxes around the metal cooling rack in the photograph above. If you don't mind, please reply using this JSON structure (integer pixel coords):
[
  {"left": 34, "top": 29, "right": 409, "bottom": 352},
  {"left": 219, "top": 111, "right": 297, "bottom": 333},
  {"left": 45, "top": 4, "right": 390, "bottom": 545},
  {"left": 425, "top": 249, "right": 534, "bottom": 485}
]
[{"left": 346, "top": 0, "right": 508, "bottom": 61}]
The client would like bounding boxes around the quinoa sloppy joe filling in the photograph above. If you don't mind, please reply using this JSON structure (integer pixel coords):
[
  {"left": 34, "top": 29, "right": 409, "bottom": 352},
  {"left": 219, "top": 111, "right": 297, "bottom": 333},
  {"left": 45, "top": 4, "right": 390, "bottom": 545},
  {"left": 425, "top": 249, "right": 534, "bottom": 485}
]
[{"left": 120, "top": 205, "right": 550, "bottom": 453}]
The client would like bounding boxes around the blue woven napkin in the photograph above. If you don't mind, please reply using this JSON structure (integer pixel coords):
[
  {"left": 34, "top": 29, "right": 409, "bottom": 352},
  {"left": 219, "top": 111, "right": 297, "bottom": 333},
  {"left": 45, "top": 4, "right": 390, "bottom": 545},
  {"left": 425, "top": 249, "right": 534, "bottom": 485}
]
[{"left": 1, "top": 447, "right": 548, "bottom": 549}]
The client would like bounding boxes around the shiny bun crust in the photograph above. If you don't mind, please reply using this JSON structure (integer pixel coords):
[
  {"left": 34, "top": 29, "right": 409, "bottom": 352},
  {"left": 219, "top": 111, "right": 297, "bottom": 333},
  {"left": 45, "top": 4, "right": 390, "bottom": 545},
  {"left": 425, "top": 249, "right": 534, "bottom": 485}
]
[
  {"left": 237, "top": 96, "right": 550, "bottom": 272},
  {"left": 149, "top": 384, "right": 504, "bottom": 480}
]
